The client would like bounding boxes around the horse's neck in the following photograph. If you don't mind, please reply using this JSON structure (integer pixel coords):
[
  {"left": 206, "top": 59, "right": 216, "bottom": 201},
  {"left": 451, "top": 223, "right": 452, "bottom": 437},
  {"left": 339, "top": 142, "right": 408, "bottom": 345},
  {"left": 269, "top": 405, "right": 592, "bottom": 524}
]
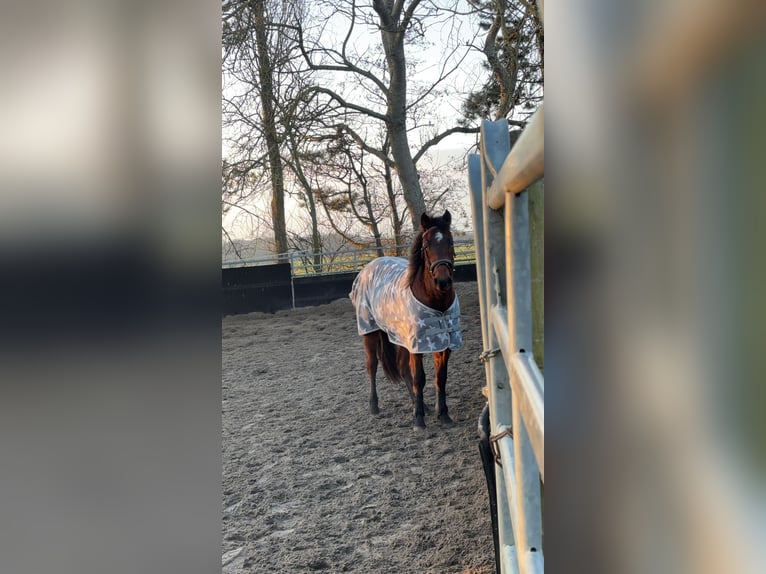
[{"left": 411, "top": 268, "right": 454, "bottom": 312}]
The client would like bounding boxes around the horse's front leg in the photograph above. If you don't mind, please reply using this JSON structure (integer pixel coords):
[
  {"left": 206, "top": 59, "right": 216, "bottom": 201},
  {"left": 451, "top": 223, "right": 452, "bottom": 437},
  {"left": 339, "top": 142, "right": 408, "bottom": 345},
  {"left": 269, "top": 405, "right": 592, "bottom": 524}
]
[
  {"left": 363, "top": 333, "right": 380, "bottom": 414},
  {"left": 434, "top": 349, "right": 452, "bottom": 424},
  {"left": 410, "top": 353, "right": 426, "bottom": 429}
]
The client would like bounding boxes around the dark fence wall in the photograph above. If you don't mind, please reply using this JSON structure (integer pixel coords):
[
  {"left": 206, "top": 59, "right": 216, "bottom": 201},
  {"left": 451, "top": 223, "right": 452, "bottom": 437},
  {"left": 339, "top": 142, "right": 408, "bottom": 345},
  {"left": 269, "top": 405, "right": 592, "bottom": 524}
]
[
  {"left": 453, "top": 263, "right": 477, "bottom": 283},
  {"left": 223, "top": 263, "right": 292, "bottom": 315},
  {"left": 222, "top": 262, "right": 476, "bottom": 316},
  {"left": 293, "top": 272, "right": 357, "bottom": 309}
]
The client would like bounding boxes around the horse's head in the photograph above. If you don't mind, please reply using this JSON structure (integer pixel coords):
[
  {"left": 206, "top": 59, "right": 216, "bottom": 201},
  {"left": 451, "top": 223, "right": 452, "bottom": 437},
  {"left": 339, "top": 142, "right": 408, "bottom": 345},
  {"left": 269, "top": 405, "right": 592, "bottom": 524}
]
[{"left": 420, "top": 210, "right": 455, "bottom": 294}]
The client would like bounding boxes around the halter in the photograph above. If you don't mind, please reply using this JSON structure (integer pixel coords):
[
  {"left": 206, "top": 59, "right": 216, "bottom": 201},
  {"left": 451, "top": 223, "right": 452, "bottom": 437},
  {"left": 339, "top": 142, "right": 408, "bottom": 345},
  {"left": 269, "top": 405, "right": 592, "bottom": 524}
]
[
  {"left": 429, "top": 257, "right": 454, "bottom": 276},
  {"left": 422, "top": 228, "right": 455, "bottom": 277}
]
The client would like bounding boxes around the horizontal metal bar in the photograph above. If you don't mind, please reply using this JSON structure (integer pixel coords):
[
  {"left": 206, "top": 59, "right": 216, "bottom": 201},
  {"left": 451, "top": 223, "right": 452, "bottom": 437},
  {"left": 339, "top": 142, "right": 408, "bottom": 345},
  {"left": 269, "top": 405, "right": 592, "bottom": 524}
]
[
  {"left": 488, "top": 105, "right": 544, "bottom": 210},
  {"left": 489, "top": 305, "right": 514, "bottom": 403},
  {"left": 510, "top": 354, "right": 544, "bottom": 481},
  {"left": 223, "top": 239, "right": 476, "bottom": 270}
]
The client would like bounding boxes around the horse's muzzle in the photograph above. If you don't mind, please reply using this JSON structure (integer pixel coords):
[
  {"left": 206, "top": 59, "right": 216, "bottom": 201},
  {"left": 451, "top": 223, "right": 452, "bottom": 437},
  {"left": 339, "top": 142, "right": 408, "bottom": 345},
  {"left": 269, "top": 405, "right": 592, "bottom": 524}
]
[{"left": 436, "top": 277, "right": 453, "bottom": 292}]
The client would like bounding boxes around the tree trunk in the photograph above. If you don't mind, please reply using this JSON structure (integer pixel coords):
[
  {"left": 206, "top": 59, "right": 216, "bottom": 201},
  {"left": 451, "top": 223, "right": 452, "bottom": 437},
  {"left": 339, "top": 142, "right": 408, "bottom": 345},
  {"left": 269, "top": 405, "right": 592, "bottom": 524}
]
[
  {"left": 383, "top": 160, "right": 404, "bottom": 254},
  {"left": 484, "top": 0, "right": 516, "bottom": 120},
  {"left": 286, "top": 132, "right": 322, "bottom": 272},
  {"left": 361, "top": 189, "right": 385, "bottom": 258},
  {"left": 305, "top": 186, "right": 322, "bottom": 272},
  {"left": 376, "top": 5, "right": 426, "bottom": 231},
  {"left": 388, "top": 124, "right": 425, "bottom": 231},
  {"left": 253, "top": 0, "right": 288, "bottom": 255}
]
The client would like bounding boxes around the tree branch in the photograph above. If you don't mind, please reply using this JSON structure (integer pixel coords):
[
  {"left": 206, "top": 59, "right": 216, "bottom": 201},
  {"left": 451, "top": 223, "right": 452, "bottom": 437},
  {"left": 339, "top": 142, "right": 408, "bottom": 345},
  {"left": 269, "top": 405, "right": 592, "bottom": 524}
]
[
  {"left": 222, "top": 227, "right": 243, "bottom": 260},
  {"left": 413, "top": 126, "right": 480, "bottom": 164},
  {"left": 406, "top": 31, "right": 476, "bottom": 112},
  {"left": 337, "top": 124, "right": 395, "bottom": 167},
  {"left": 300, "top": 86, "right": 389, "bottom": 123},
  {"left": 428, "top": 187, "right": 453, "bottom": 211},
  {"left": 401, "top": 0, "right": 425, "bottom": 29},
  {"left": 222, "top": 200, "right": 270, "bottom": 228},
  {"left": 319, "top": 197, "right": 368, "bottom": 248},
  {"left": 280, "top": 21, "right": 390, "bottom": 96}
]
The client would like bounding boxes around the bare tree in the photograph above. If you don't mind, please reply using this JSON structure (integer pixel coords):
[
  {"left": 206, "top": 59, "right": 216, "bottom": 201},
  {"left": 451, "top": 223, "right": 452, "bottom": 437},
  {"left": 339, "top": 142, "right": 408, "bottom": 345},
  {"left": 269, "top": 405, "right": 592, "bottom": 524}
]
[
  {"left": 285, "top": 0, "right": 482, "bottom": 231},
  {"left": 252, "top": 0, "right": 288, "bottom": 254},
  {"left": 222, "top": 157, "right": 272, "bottom": 257},
  {"left": 461, "top": 0, "right": 543, "bottom": 123},
  {"left": 309, "top": 132, "right": 389, "bottom": 255},
  {"left": 223, "top": 0, "right": 317, "bottom": 257},
  {"left": 222, "top": 0, "right": 543, "bottom": 256}
]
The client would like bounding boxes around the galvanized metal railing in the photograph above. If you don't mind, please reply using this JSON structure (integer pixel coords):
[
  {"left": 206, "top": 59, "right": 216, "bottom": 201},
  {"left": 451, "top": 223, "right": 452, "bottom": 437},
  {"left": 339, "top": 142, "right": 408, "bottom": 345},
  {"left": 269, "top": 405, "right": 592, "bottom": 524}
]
[
  {"left": 222, "top": 239, "right": 476, "bottom": 277},
  {"left": 469, "top": 116, "right": 544, "bottom": 574},
  {"left": 288, "top": 239, "right": 476, "bottom": 277}
]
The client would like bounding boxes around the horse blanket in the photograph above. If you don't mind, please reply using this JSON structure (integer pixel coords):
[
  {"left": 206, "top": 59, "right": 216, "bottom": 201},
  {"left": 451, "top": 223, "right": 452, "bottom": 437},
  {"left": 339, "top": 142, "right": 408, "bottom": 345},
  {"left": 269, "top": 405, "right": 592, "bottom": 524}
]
[{"left": 349, "top": 257, "right": 463, "bottom": 354}]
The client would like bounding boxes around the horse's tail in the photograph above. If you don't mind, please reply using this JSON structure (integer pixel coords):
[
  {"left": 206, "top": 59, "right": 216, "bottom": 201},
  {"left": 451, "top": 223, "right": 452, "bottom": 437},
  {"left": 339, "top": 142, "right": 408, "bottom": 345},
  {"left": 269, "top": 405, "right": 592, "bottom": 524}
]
[{"left": 376, "top": 331, "right": 408, "bottom": 383}]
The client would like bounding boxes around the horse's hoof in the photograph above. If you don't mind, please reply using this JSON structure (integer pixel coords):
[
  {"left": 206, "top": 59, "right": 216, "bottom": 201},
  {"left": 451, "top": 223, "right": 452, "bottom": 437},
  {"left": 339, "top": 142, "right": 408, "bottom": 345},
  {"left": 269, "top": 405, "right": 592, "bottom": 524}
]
[
  {"left": 438, "top": 413, "right": 453, "bottom": 425},
  {"left": 413, "top": 417, "right": 426, "bottom": 430},
  {"left": 370, "top": 403, "right": 380, "bottom": 415}
]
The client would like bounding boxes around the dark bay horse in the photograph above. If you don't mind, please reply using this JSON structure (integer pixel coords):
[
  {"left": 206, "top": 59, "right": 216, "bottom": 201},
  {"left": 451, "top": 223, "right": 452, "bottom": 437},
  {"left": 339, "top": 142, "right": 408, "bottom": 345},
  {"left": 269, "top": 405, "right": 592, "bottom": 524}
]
[{"left": 350, "top": 210, "right": 462, "bottom": 429}]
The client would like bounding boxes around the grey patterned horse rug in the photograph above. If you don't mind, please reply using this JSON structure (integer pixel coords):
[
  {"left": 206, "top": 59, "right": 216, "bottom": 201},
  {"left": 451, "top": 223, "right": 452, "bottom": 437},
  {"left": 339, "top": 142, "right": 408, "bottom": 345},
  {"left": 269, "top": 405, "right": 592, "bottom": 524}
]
[{"left": 350, "top": 256, "right": 463, "bottom": 353}]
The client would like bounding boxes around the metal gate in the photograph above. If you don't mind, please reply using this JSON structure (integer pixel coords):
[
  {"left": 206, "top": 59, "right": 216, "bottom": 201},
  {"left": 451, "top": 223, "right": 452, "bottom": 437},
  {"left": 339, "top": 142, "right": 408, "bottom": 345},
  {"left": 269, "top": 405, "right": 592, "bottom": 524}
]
[{"left": 468, "top": 112, "right": 544, "bottom": 574}]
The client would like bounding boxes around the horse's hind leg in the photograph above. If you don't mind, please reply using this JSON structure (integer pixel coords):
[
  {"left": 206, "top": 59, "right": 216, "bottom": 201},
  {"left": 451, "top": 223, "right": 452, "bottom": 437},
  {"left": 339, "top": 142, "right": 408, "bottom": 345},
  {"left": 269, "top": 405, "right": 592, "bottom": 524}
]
[
  {"left": 397, "top": 346, "right": 415, "bottom": 403},
  {"left": 363, "top": 333, "right": 380, "bottom": 414}
]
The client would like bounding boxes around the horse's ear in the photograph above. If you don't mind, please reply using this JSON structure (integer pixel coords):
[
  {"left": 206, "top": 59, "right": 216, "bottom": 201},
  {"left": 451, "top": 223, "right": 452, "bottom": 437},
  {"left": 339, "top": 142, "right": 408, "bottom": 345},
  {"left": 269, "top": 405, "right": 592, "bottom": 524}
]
[
  {"left": 442, "top": 209, "right": 451, "bottom": 226},
  {"left": 420, "top": 212, "right": 432, "bottom": 229}
]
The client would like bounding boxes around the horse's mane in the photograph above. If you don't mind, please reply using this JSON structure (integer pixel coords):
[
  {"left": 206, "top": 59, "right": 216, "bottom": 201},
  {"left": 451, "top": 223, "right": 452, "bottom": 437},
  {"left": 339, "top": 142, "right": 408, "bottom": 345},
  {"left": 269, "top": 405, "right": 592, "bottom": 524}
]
[{"left": 407, "top": 214, "right": 452, "bottom": 287}]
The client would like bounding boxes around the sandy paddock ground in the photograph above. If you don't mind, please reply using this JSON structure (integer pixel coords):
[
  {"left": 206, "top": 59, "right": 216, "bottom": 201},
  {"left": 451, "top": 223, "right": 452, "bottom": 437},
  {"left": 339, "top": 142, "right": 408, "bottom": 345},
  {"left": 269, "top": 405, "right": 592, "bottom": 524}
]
[{"left": 222, "top": 281, "right": 495, "bottom": 573}]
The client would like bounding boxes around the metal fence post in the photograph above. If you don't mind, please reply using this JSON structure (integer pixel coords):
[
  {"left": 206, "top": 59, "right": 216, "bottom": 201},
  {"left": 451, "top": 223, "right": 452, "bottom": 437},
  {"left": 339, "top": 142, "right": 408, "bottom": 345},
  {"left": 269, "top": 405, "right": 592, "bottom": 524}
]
[
  {"left": 479, "top": 119, "right": 518, "bottom": 572},
  {"left": 289, "top": 251, "right": 296, "bottom": 310},
  {"left": 505, "top": 173, "right": 543, "bottom": 573},
  {"left": 471, "top": 118, "right": 545, "bottom": 574}
]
